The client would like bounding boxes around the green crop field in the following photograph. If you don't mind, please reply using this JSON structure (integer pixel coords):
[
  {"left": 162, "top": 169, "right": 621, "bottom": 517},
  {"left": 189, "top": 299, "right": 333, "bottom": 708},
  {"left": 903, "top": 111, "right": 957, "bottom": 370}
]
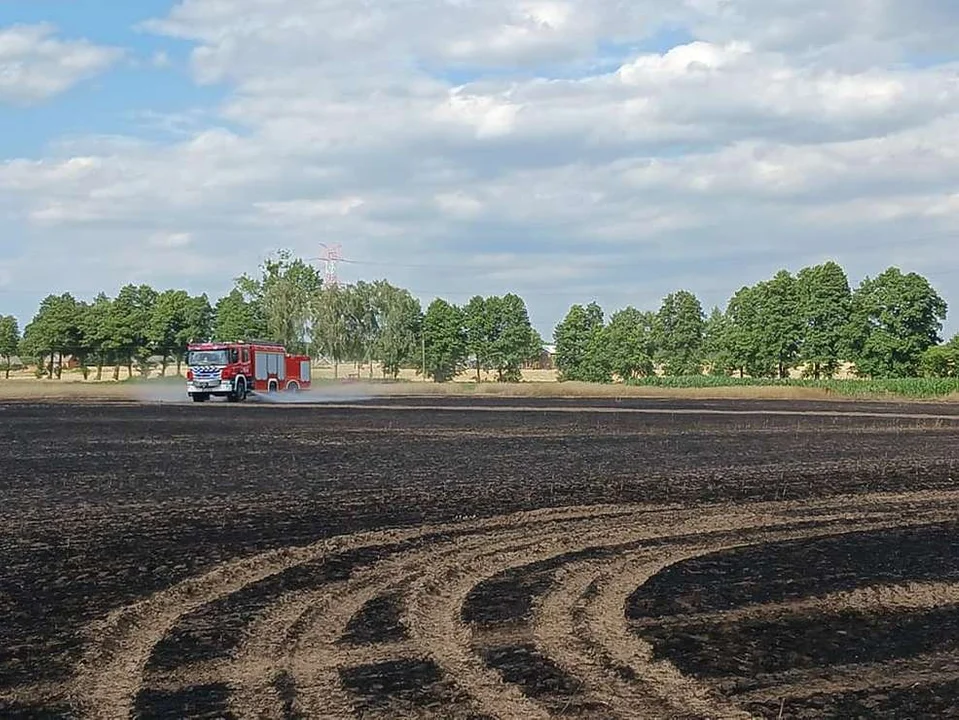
[{"left": 627, "top": 376, "right": 959, "bottom": 399}]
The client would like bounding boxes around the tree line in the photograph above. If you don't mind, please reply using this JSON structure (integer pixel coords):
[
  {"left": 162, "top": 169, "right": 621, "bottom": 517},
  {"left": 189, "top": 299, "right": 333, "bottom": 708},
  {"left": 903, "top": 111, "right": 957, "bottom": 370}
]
[
  {"left": 554, "top": 262, "right": 957, "bottom": 381},
  {"left": 0, "top": 250, "right": 542, "bottom": 382},
  {"left": 2, "top": 256, "right": 956, "bottom": 382}
]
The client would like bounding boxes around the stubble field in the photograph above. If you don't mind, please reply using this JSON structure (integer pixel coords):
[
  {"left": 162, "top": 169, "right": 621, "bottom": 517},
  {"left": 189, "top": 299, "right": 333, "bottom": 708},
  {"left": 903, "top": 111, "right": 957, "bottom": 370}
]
[{"left": 3, "top": 396, "right": 959, "bottom": 719}]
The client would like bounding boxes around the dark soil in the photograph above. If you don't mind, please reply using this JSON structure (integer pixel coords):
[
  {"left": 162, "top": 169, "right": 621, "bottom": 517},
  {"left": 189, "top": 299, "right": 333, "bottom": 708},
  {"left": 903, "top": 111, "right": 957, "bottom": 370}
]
[
  {"left": 746, "top": 678, "right": 959, "bottom": 719},
  {"left": 339, "top": 657, "right": 475, "bottom": 717},
  {"left": 463, "top": 563, "right": 558, "bottom": 626},
  {"left": 0, "top": 701, "right": 74, "bottom": 720},
  {"left": 628, "top": 522, "right": 959, "bottom": 619},
  {"left": 342, "top": 592, "right": 409, "bottom": 645},
  {"left": 480, "top": 644, "right": 612, "bottom": 718},
  {"left": 629, "top": 518, "right": 959, "bottom": 713},
  {"left": 642, "top": 603, "right": 959, "bottom": 677},
  {"left": 133, "top": 683, "right": 235, "bottom": 720},
  {"left": 271, "top": 671, "right": 302, "bottom": 720}
]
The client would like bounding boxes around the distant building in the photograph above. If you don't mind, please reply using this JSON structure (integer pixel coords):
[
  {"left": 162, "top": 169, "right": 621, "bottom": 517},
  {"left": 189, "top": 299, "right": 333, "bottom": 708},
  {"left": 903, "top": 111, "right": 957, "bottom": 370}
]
[{"left": 527, "top": 344, "right": 556, "bottom": 370}]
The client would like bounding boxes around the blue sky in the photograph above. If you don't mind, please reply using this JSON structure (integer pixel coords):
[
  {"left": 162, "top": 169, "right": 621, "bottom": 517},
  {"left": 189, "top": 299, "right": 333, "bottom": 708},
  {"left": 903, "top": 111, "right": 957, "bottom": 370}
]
[
  {"left": 0, "top": 1, "right": 222, "bottom": 157},
  {"left": 1, "top": 0, "right": 958, "bottom": 340}
]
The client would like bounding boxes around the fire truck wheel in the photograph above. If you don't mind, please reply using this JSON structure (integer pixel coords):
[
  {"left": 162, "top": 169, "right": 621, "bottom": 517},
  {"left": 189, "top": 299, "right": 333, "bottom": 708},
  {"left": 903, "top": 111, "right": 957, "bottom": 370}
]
[
  {"left": 287, "top": 382, "right": 300, "bottom": 393},
  {"left": 229, "top": 379, "right": 247, "bottom": 403}
]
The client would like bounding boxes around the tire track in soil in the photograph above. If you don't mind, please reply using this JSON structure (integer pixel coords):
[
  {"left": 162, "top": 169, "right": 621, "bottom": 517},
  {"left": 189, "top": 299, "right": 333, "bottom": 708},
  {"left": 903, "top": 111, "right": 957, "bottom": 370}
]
[
  {"left": 73, "top": 490, "right": 959, "bottom": 720},
  {"left": 533, "top": 554, "right": 682, "bottom": 719},
  {"left": 75, "top": 504, "right": 640, "bottom": 718},
  {"left": 400, "top": 510, "right": 802, "bottom": 720},
  {"left": 238, "top": 530, "right": 556, "bottom": 719},
  {"left": 522, "top": 517, "right": 944, "bottom": 719},
  {"left": 257, "top": 512, "right": 660, "bottom": 718},
  {"left": 539, "top": 501, "right": 959, "bottom": 719},
  {"left": 75, "top": 526, "right": 474, "bottom": 719},
  {"left": 400, "top": 500, "right": 950, "bottom": 719}
]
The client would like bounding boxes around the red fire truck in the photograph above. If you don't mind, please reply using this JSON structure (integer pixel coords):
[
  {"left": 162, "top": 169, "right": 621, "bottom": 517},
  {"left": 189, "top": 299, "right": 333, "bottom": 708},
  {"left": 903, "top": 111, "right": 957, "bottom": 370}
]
[{"left": 185, "top": 341, "right": 312, "bottom": 402}]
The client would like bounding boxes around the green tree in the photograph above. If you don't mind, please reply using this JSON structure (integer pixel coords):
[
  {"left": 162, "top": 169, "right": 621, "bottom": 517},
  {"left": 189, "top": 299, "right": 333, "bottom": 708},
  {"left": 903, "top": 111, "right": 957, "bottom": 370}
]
[
  {"left": 106, "top": 284, "right": 158, "bottom": 379},
  {"left": 422, "top": 298, "right": 466, "bottom": 382},
  {"left": 177, "top": 295, "right": 213, "bottom": 373},
  {"left": 149, "top": 290, "right": 191, "bottom": 376},
  {"left": 846, "top": 267, "right": 948, "bottom": 378},
  {"left": 149, "top": 290, "right": 213, "bottom": 375},
  {"left": 722, "top": 274, "right": 803, "bottom": 379},
  {"left": 554, "top": 302, "right": 608, "bottom": 382},
  {"left": 724, "top": 286, "right": 762, "bottom": 377},
  {"left": 603, "top": 307, "right": 655, "bottom": 380},
  {"left": 756, "top": 270, "right": 803, "bottom": 379},
  {"left": 17, "top": 334, "right": 39, "bottom": 376},
  {"left": 464, "top": 295, "right": 495, "bottom": 382},
  {"left": 311, "top": 284, "right": 353, "bottom": 378},
  {"left": 80, "top": 293, "right": 114, "bottom": 381},
  {"left": 347, "top": 281, "right": 381, "bottom": 378},
  {"left": 797, "top": 261, "right": 852, "bottom": 378},
  {"left": 0, "top": 315, "right": 20, "bottom": 379},
  {"left": 583, "top": 328, "right": 613, "bottom": 383},
  {"left": 214, "top": 289, "right": 265, "bottom": 342},
  {"left": 375, "top": 283, "right": 422, "bottom": 379},
  {"left": 702, "top": 306, "right": 735, "bottom": 376},
  {"left": 462, "top": 295, "right": 539, "bottom": 382},
  {"left": 236, "top": 250, "right": 322, "bottom": 353},
  {"left": 21, "top": 294, "right": 84, "bottom": 379},
  {"left": 654, "top": 290, "right": 705, "bottom": 376},
  {"left": 488, "top": 294, "right": 540, "bottom": 382},
  {"left": 20, "top": 298, "right": 51, "bottom": 377},
  {"left": 923, "top": 334, "right": 959, "bottom": 377},
  {"left": 921, "top": 342, "right": 959, "bottom": 377},
  {"left": 71, "top": 300, "right": 95, "bottom": 379},
  {"left": 725, "top": 285, "right": 784, "bottom": 378}
]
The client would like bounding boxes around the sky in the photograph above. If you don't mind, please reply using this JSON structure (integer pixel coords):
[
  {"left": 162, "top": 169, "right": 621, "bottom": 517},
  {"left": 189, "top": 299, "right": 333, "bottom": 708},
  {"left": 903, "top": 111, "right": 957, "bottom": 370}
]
[{"left": 1, "top": 0, "right": 958, "bottom": 339}]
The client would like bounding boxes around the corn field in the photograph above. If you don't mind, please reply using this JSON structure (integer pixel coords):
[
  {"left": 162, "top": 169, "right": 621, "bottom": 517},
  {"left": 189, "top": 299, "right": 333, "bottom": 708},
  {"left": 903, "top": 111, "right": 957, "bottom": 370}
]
[{"left": 628, "top": 376, "right": 959, "bottom": 398}]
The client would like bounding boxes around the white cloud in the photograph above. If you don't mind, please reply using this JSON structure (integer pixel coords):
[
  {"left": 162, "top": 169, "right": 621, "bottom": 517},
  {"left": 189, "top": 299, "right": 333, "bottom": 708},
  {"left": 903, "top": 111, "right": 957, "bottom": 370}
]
[
  {"left": 255, "top": 197, "right": 366, "bottom": 222},
  {"left": 2, "top": 1, "right": 959, "bottom": 336},
  {"left": 0, "top": 23, "right": 122, "bottom": 104},
  {"left": 142, "top": 0, "right": 670, "bottom": 80},
  {"left": 435, "top": 192, "right": 484, "bottom": 218},
  {"left": 682, "top": 0, "right": 959, "bottom": 63},
  {"left": 435, "top": 91, "right": 521, "bottom": 138},
  {"left": 149, "top": 232, "right": 193, "bottom": 248}
]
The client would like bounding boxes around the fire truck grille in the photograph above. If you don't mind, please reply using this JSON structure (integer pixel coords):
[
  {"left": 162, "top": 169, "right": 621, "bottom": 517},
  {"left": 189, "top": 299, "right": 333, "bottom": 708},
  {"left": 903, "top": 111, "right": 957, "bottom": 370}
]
[{"left": 192, "top": 367, "right": 222, "bottom": 386}]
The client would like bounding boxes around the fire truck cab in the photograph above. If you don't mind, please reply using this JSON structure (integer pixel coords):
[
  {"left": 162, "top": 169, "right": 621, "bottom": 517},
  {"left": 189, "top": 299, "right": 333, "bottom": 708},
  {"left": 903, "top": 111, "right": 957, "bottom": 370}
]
[{"left": 186, "top": 341, "right": 312, "bottom": 402}]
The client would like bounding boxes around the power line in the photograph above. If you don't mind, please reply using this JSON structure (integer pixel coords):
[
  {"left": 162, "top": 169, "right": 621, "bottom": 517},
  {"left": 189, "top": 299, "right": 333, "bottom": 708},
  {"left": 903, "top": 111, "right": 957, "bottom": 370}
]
[
  {"left": 340, "top": 258, "right": 471, "bottom": 271},
  {"left": 306, "top": 256, "right": 473, "bottom": 271}
]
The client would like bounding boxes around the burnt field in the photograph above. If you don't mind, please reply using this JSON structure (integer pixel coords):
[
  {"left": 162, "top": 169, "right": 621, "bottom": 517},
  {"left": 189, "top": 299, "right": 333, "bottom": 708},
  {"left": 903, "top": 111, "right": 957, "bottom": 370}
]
[{"left": 3, "top": 397, "right": 959, "bottom": 719}]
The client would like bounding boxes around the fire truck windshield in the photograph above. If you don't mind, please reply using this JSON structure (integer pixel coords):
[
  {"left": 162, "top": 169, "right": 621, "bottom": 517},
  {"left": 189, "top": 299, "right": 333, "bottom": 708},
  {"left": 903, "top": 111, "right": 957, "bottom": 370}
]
[{"left": 187, "top": 350, "right": 230, "bottom": 366}]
